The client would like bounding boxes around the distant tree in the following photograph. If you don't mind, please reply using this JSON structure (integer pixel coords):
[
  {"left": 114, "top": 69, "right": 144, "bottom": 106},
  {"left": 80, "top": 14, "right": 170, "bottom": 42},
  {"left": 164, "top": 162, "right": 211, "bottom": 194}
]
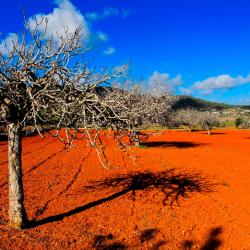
[
  {"left": 0, "top": 18, "right": 134, "bottom": 228},
  {"left": 197, "top": 111, "right": 220, "bottom": 135},
  {"left": 120, "top": 80, "right": 174, "bottom": 146},
  {"left": 235, "top": 117, "right": 244, "bottom": 128},
  {"left": 172, "top": 108, "right": 199, "bottom": 132},
  {"left": 172, "top": 109, "right": 219, "bottom": 134},
  {"left": 237, "top": 116, "right": 250, "bottom": 129}
]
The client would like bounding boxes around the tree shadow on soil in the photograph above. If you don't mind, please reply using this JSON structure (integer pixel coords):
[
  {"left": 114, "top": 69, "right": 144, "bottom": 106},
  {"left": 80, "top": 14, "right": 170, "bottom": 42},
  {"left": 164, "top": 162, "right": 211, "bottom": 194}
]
[
  {"left": 92, "top": 228, "right": 167, "bottom": 250},
  {"left": 91, "top": 226, "right": 222, "bottom": 249},
  {"left": 141, "top": 141, "right": 207, "bottom": 148},
  {"left": 28, "top": 169, "right": 213, "bottom": 228},
  {"left": 182, "top": 227, "right": 223, "bottom": 250},
  {"left": 200, "top": 132, "right": 226, "bottom": 135},
  {"left": 200, "top": 227, "right": 223, "bottom": 250},
  {"left": 140, "top": 228, "right": 159, "bottom": 243},
  {"left": 92, "top": 234, "right": 127, "bottom": 250}
]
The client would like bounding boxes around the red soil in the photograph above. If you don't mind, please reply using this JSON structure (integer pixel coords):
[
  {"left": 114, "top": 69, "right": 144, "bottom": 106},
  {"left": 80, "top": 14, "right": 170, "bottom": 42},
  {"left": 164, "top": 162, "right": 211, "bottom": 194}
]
[{"left": 0, "top": 130, "right": 250, "bottom": 249}]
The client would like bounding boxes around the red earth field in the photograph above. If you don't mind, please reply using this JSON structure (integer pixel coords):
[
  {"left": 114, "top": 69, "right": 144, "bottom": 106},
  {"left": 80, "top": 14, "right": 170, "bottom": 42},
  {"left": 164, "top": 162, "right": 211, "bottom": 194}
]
[{"left": 0, "top": 130, "right": 250, "bottom": 249}]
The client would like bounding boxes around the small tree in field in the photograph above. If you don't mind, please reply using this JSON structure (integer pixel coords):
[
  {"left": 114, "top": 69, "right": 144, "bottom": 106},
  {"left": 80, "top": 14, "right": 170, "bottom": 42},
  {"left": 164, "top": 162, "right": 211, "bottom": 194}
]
[
  {"left": 173, "top": 108, "right": 199, "bottom": 132},
  {"left": 172, "top": 109, "right": 219, "bottom": 134},
  {"left": 197, "top": 111, "right": 220, "bottom": 135},
  {"left": 236, "top": 116, "right": 250, "bottom": 129},
  {"left": 235, "top": 117, "right": 244, "bottom": 129},
  {"left": 0, "top": 18, "right": 134, "bottom": 228},
  {"left": 119, "top": 81, "right": 174, "bottom": 146}
]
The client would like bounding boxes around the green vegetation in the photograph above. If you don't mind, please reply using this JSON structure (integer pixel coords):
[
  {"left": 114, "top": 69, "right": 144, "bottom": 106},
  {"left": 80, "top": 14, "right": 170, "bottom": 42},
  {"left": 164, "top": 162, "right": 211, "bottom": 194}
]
[
  {"left": 235, "top": 117, "right": 243, "bottom": 128},
  {"left": 173, "top": 96, "right": 233, "bottom": 110},
  {"left": 223, "top": 120, "right": 236, "bottom": 128}
]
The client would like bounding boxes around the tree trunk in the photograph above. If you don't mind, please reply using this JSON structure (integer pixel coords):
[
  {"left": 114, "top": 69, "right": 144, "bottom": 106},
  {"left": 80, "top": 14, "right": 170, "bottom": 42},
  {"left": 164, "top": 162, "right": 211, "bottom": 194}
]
[
  {"left": 206, "top": 125, "right": 211, "bottom": 135},
  {"left": 8, "top": 122, "right": 27, "bottom": 228},
  {"left": 134, "top": 131, "right": 140, "bottom": 146}
]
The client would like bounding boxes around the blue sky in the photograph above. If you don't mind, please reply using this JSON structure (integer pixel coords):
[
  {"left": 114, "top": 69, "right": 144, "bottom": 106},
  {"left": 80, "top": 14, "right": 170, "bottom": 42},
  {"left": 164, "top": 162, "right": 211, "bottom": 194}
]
[{"left": 1, "top": 0, "right": 250, "bottom": 104}]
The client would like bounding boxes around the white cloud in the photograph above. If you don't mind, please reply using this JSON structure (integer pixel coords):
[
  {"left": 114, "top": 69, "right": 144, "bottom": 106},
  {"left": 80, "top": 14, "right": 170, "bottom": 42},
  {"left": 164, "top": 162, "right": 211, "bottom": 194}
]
[
  {"left": 179, "top": 86, "right": 193, "bottom": 95},
  {"left": 193, "top": 74, "right": 250, "bottom": 90},
  {"left": 0, "top": 1, "right": 122, "bottom": 56},
  {"left": 86, "top": 7, "right": 130, "bottom": 21},
  {"left": 85, "top": 12, "right": 99, "bottom": 21},
  {"left": 148, "top": 71, "right": 183, "bottom": 87},
  {"left": 97, "top": 31, "right": 108, "bottom": 41},
  {"left": 102, "top": 8, "right": 119, "bottom": 18},
  {"left": 28, "top": 0, "right": 89, "bottom": 40},
  {"left": 103, "top": 46, "right": 116, "bottom": 55},
  {"left": 181, "top": 74, "right": 250, "bottom": 95},
  {"left": 170, "top": 74, "right": 183, "bottom": 86},
  {"left": 0, "top": 0, "right": 89, "bottom": 54},
  {"left": 147, "top": 71, "right": 183, "bottom": 95},
  {"left": 0, "top": 33, "right": 18, "bottom": 55}
]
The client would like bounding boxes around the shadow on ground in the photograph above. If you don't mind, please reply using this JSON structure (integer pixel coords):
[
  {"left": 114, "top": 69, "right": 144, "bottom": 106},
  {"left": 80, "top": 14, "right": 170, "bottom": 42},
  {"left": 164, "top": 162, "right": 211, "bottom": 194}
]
[
  {"left": 200, "top": 227, "right": 223, "bottom": 250},
  {"left": 92, "top": 228, "right": 167, "bottom": 250},
  {"left": 200, "top": 132, "right": 226, "bottom": 135},
  {"left": 91, "top": 226, "right": 222, "bottom": 249},
  {"left": 92, "top": 234, "right": 127, "bottom": 250},
  {"left": 182, "top": 227, "right": 223, "bottom": 250},
  {"left": 141, "top": 141, "right": 207, "bottom": 148},
  {"left": 29, "top": 169, "right": 213, "bottom": 228}
]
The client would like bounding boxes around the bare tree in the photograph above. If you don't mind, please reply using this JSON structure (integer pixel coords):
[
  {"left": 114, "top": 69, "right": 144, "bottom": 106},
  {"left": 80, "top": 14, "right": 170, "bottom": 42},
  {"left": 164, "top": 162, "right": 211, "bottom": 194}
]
[
  {"left": 172, "top": 108, "right": 199, "bottom": 132},
  {"left": 117, "top": 80, "right": 174, "bottom": 146},
  {"left": 172, "top": 109, "right": 219, "bottom": 134},
  {"left": 197, "top": 111, "right": 220, "bottom": 135},
  {"left": 0, "top": 18, "right": 133, "bottom": 228}
]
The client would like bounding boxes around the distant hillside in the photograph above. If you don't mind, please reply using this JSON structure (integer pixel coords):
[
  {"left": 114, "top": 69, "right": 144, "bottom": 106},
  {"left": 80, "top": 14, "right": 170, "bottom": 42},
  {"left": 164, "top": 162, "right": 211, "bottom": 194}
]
[
  {"left": 173, "top": 96, "right": 234, "bottom": 110},
  {"left": 96, "top": 87, "right": 243, "bottom": 111},
  {"left": 240, "top": 105, "right": 250, "bottom": 110}
]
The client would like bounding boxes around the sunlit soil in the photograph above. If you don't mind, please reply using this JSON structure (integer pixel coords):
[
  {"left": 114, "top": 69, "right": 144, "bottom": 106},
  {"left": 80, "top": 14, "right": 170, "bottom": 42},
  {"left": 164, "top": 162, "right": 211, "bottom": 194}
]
[{"left": 0, "top": 130, "right": 250, "bottom": 249}]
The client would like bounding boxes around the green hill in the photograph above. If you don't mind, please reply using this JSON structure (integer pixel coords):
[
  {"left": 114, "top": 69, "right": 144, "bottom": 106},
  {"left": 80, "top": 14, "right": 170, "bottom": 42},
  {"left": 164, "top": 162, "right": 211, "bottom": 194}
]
[{"left": 173, "top": 96, "right": 234, "bottom": 110}]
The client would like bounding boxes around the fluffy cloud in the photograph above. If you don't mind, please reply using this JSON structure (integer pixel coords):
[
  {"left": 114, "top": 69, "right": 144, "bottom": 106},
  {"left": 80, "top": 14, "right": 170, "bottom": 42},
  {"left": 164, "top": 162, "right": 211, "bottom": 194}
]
[
  {"left": 1, "top": 1, "right": 124, "bottom": 56},
  {"left": 180, "top": 74, "right": 250, "bottom": 95},
  {"left": 147, "top": 71, "right": 183, "bottom": 95},
  {"left": 86, "top": 7, "right": 130, "bottom": 21},
  {"left": 0, "top": 33, "right": 18, "bottom": 55},
  {"left": 103, "top": 46, "right": 116, "bottom": 55},
  {"left": 148, "top": 71, "right": 183, "bottom": 87},
  {"left": 179, "top": 86, "right": 193, "bottom": 95},
  {"left": 97, "top": 31, "right": 108, "bottom": 42},
  {"left": 0, "top": 0, "right": 89, "bottom": 55},
  {"left": 28, "top": 0, "right": 89, "bottom": 40},
  {"left": 193, "top": 74, "right": 250, "bottom": 90}
]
